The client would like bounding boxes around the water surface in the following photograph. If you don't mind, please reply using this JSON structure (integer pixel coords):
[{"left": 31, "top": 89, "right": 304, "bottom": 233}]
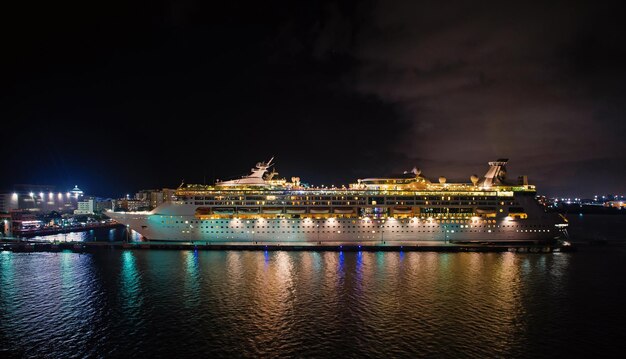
[{"left": 2, "top": 248, "right": 626, "bottom": 358}]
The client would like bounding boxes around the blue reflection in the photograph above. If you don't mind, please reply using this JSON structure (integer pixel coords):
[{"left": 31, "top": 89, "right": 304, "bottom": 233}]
[
  {"left": 264, "top": 250, "right": 270, "bottom": 265},
  {"left": 338, "top": 251, "right": 344, "bottom": 269}
]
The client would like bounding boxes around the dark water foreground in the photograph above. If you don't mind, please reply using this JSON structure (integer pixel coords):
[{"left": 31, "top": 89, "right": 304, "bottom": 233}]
[{"left": 2, "top": 248, "right": 626, "bottom": 358}]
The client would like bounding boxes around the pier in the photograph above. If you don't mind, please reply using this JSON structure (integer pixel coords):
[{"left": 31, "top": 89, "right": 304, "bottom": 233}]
[{"left": 0, "top": 239, "right": 576, "bottom": 253}]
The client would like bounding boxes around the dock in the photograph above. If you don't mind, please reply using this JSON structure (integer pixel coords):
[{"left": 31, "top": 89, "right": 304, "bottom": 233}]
[{"left": 0, "top": 239, "right": 576, "bottom": 253}]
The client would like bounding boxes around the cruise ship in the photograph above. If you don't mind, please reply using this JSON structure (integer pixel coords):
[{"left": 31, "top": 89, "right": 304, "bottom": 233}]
[{"left": 107, "top": 158, "right": 568, "bottom": 244}]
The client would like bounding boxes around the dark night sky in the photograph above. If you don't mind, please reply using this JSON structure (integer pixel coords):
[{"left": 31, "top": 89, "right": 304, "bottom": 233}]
[{"left": 2, "top": 0, "right": 626, "bottom": 197}]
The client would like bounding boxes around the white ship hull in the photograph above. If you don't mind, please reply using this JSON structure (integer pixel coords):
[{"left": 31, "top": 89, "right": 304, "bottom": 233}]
[{"left": 107, "top": 206, "right": 561, "bottom": 244}]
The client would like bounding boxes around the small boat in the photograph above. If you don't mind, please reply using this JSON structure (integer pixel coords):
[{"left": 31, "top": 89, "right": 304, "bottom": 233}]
[
  {"left": 195, "top": 207, "right": 212, "bottom": 215},
  {"left": 238, "top": 207, "right": 260, "bottom": 214},
  {"left": 333, "top": 207, "right": 354, "bottom": 214},
  {"left": 475, "top": 207, "right": 497, "bottom": 214},
  {"left": 310, "top": 207, "right": 330, "bottom": 214},
  {"left": 393, "top": 206, "right": 412, "bottom": 214},
  {"left": 261, "top": 207, "right": 283, "bottom": 214},
  {"left": 286, "top": 207, "right": 306, "bottom": 214},
  {"left": 213, "top": 208, "right": 235, "bottom": 215}
]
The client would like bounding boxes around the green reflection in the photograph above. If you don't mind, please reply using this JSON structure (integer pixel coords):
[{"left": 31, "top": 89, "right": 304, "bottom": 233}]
[
  {"left": 183, "top": 251, "right": 200, "bottom": 309},
  {"left": 0, "top": 251, "right": 17, "bottom": 315},
  {"left": 60, "top": 251, "right": 73, "bottom": 292},
  {"left": 376, "top": 251, "right": 385, "bottom": 267},
  {"left": 120, "top": 251, "right": 142, "bottom": 317},
  {"left": 310, "top": 251, "right": 321, "bottom": 271},
  {"left": 439, "top": 253, "right": 450, "bottom": 270}
]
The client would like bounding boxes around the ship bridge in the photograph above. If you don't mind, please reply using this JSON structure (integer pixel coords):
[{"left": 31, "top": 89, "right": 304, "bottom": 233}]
[{"left": 215, "top": 158, "right": 288, "bottom": 188}]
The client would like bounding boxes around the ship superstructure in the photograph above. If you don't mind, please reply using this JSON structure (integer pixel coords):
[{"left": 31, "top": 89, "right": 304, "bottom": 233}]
[{"left": 107, "top": 159, "right": 567, "bottom": 244}]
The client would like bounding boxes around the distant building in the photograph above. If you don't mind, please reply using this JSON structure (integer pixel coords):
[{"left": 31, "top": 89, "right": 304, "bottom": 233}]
[
  {"left": 95, "top": 198, "right": 115, "bottom": 212},
  {"left": 604, "top": 201, "right": 626, "bottom": 209},
  {"left": 134, "top": 190, "right": 150, "bottom": 202},
  {"left": 70, "top": 185, "right": 84, "bottom": 197},
  {"left": 134, "top": 189, "right": 173, "bottom": 209},
  {"left": 117, "top": 199, "right": 150, "bottom": 212},
  {"left": 163, "top": 188, "right": 176, "bottom": 203},
  {"left": 149, "top": 191, "right": 164, "bottom": 209},
  {"left": 74, "top": 197, "right": 96, "bottom": 215},
  {"left": 1, "top": 213, "right": 11, "bottom": 236},
  {"left": 0, "top": 184, "right": 84, "bottom": 214},
  {"left": 6, "top": 210, "right": 41, "bottom": 232},
  {"left": 0, "top": 193, "right": 18, "bottom": 213}
]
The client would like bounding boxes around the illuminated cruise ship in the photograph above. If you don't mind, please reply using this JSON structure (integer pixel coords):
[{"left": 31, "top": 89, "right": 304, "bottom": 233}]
[{"left": 107, "top": 158, "right": 568, "bottom": 244}]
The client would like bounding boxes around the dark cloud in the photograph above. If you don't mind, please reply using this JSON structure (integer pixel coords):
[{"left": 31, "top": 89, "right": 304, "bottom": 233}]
[
  {"left": 2, "top": 0, "right": 625, "bottom": 196},
  {"left": 345, "top": 0, "right": 626, "bottom": 195}
]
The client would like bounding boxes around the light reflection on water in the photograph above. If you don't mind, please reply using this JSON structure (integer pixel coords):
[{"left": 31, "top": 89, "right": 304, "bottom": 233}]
[
  {"left": 120, "top": 251, "right": 142, "bottom": 324},
  {"left": 1, "top": 250, "right": 625, "bottom": 357},
  {"left": 27, "top": 226, "right": 131, "bottom": 242}
]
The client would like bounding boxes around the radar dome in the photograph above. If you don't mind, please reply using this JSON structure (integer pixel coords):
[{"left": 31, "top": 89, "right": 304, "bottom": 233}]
[
  {"left": 470, "top": 175, "right": 479, "bottom": 185},
  {"left": 438, "top": 176, "right": 447, "bottom": 184}
]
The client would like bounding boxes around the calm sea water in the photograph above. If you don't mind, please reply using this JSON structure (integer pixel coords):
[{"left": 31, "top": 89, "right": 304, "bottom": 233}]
[{"left": 1, "top": 216, "right": 626, "bottom": 358}]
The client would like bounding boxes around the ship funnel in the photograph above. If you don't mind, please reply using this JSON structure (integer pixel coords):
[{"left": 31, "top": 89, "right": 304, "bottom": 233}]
[{"left": 480, "top": 159, "right": 508, "bottom": 188}]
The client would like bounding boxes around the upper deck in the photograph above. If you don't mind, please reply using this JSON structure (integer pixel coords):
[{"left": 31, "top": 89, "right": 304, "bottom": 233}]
[
  {"left": 175, "top": 157, "right": 535, "bottom": 198},
  {"left": 161, "top": 159, "right": 541, "bottom": 220}
]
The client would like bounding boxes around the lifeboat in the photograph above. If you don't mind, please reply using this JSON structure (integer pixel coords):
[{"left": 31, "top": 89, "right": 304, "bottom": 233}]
[
  {"left": 286, "top": 207, "right": 306, "bottom": 214},
  {"left": 213, "top": 207, "right": 235, "bottom": 215},
  {"left": 261, "top": 207, "right": 283, "bottom": 214},
  {"left": 195, "top": 207, "right": 212, "bottom": 216},
  {"left": 333, "top": 207, "right": 354, "bottom": 214},
  {"left": 310, "top": 207, "right": 330, "bottom": 214},
  {"left": 393, "top": 206, "right": 412, "bottom": 214},
  {"left": 238, "top": 207, "right": 260, "bottom": 214},
  {"left": 475, "top": 207, "right": 497, "bottom": 214}
]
